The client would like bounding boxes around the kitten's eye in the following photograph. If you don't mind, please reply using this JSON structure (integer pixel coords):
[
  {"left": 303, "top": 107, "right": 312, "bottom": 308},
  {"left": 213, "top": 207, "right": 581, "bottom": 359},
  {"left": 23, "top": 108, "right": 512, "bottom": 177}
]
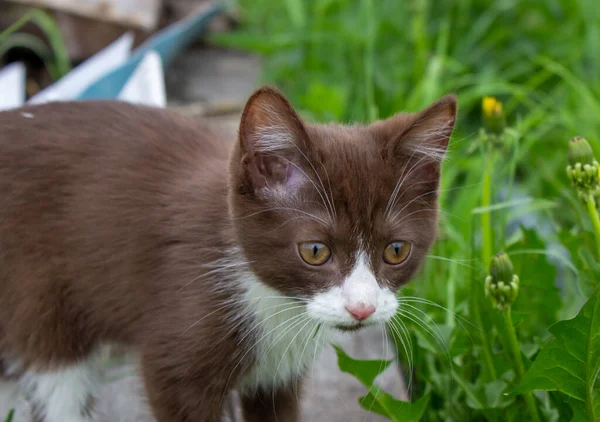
[
  {"left": 383, "top": 241, "right": 411, "bottom": 265},
  {"left": 298, "top": 242, "right": 331, "bottom": 266}
]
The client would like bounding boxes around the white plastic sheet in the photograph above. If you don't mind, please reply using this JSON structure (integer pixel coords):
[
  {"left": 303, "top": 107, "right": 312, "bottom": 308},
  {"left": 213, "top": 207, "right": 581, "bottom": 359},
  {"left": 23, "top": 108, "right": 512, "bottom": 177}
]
[
  {"left": 28, "top": 32, "right": 134, "bottom": 105},
  {"left": 0, "top": 62, "right": 26, "bottom": 111},
  {"left": 117, "top": 51, "right": 166, "bottom": 108}
]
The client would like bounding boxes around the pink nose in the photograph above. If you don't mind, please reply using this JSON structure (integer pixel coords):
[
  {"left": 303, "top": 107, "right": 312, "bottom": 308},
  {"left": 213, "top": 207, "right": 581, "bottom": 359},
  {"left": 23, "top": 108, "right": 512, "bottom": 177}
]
[{"left": 345, "top": 304, "right": 376, "bottom": 321}]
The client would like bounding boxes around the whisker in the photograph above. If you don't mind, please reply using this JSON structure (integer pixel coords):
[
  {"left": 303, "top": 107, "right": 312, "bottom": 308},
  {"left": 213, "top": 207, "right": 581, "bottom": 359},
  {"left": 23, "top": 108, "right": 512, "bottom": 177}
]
[
  {"left": 389, "top": 208, "right": 438, "bottom": 228},
  {"left": 384, "top": 153, "right": 425, "bottom": 217},
  {"left": 285, "top": 157, "right": 334, "bottom": 222},
  {"left": 178, "top": 261, "right": 250, "bottom": 291},
  {"left": 398, "top": 306, "right": 449, "bottom": 349},
  {"left": 311, "top": 324, "right": 326, "bottom": 395},
  {"left": 395, "top": 310, "right": 453, "bottom": 368},
  {"left": 285, "top": 144, "right": 337, "bottom": 222},
  {"left": 234, "top": 206, "right": 330, "bottom": 227},
  {"left": 237, "top": 304, "right": 309, "bottom": 346},
  {"left": 179, "top": 296, "right": 307, "bottom": 337},
  {"left": 272, "top": 317, "right": 315, "bottom": 417},
  {"left": 220, "top": 311, "right": 310, "bottom": 408},
  {"left": 265, "top": 216, "right": 314, "bottom": 233},
  {"left": 319, "top": 156, "right": 337, "bottom": 220},
  {"left": 294, "top": 322, "right": 320, "bottom": 404},
  {"left": 387, "top": 154, "right": 439, "bottom": 216},
  {"left": 386, "top": 319, "right": 414, "bottom": 394},
  {"left": 388, "top": 179, "right": 476, "bottom": 225},
  {"left": 399, "top": 296, "right": 477, "bottom": 331},
  {"left": 425, "top": 255, "right": 482, "bottom": 270},
  {"left": 383, "top": 152, "right": 416, "bottom": 217},
  {"left": 362, "top": 324, "right": 388, "bottom": 422},
  {"left": 221, "top": 301, "right": 308, "bottom": 341}
]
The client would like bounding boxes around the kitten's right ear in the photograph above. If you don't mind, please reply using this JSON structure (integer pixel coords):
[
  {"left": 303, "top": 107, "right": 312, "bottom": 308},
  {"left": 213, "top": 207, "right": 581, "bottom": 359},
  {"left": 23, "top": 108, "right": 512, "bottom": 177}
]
[{"left": 238, "top": 86, "right": 309, "bottom": 195}]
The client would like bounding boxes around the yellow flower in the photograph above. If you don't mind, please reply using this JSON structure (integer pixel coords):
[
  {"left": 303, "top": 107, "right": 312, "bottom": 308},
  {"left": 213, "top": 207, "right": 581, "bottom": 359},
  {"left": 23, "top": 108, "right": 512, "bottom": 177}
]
[
  {"left": 482, "top": 96, "right": 502, "bottom": 118},
  {"left": 482, "top": 96, "right": 505, "bottom": 135}
]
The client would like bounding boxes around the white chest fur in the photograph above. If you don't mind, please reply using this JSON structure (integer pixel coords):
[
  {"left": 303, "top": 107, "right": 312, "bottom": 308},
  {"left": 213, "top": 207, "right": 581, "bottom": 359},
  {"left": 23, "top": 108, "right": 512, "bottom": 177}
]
[{"left": 236, "top": 275, "right": 329, "bottom": 393}]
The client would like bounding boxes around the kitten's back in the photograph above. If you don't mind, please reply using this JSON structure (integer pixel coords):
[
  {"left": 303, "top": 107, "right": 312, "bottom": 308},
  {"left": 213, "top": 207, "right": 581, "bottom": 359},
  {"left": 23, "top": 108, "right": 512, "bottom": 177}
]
[{"left": 0, "top": 101, "right": 232, "bottom": 365}]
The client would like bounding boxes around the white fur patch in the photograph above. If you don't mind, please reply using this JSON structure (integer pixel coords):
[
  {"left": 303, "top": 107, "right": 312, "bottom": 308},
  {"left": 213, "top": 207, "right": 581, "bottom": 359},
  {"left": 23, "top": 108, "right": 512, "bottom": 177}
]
[
  {"left": 237, "top": 274, "right": 329, "bottom": 393},
  {"left": 307, "top": 252, "right": 398, "bottom": 327},
  {"left": 19, "top": 361, "right": 97, "bottom": 422}
]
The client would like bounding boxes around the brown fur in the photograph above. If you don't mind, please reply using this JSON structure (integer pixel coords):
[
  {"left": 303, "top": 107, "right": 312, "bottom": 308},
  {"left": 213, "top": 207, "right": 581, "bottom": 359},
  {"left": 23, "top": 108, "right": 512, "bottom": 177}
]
[{"left": 0, "top": 86, "right": 456, "bottom": 421}]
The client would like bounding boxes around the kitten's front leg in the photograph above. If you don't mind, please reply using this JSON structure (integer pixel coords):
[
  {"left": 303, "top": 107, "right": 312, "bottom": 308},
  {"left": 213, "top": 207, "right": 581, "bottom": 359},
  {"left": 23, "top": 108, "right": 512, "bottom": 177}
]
[
  {"left": 141, "top": 353, "right": 236, "bottom": 422},
  {"left": 240, "top": 379, "right": 302, "bottom": 422}
]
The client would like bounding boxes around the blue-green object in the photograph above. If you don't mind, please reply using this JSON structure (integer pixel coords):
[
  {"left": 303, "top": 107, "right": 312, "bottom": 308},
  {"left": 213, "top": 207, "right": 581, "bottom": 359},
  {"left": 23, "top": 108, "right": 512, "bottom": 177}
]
[{"left": 77, "top": 3, "right": 224, "bottom": 100}]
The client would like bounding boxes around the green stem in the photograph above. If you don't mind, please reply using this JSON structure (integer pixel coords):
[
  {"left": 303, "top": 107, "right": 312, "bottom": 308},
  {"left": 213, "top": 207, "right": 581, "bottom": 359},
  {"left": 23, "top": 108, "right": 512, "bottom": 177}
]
[
  {"left": 500, "top": 129, "right": 519, "bottom": 247},
  {"left": 503, "top": 308, "right": 540, "bottom": 422},
  {"left": 470, "top": 214, "right": 496, "bottom": 380},
  {"left": 445, "top": 259, "right": 457, "bottom": 328},
  {"left": 472, "top": 285, "right": 497, "bottom": 379},
  {"left": 363, "top": 0, "right": 377, "bottom": 121},
  {"left": 584, "top": 193, "right": 600, "bottom": 261},
  {"left": 503, "top": 309, "right": 524, "bottom": 376},
  {"left": 481, "top": 153, "right": 493, "bottom": 268}
]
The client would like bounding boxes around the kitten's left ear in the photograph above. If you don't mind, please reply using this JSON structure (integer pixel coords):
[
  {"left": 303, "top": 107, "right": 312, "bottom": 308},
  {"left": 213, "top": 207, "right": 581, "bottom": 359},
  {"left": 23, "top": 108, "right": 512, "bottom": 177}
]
[
  {"left": 238, "top": 86, "right": 310, "bottom": 198},
  {"left": 396, "top": 94, "right": 457, "bottom": 162},
  {"left": 379, "top": 95, "right": 457, "bottom": 187}
]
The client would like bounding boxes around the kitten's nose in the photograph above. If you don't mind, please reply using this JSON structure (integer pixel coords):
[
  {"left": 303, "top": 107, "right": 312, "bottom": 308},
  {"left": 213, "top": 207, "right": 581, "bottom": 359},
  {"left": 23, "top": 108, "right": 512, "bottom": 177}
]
[{"left": 345, "top": 304, "right": 376, "bottom": 321}]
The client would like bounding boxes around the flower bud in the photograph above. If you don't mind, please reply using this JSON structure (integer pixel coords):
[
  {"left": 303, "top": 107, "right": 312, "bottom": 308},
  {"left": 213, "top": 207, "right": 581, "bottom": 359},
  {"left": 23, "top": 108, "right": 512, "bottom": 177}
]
[
  {"left": 485, "top": 253, "right": 519, "bottom": 311},
  {"left": 568, "top": 136, "right": 594, "bottom": 166},
  {"left": 482, "top": 96, "right": 506, "bottom": 135},
  {"left": 566, "top": 137, "right": 599, "bottom": 196}
]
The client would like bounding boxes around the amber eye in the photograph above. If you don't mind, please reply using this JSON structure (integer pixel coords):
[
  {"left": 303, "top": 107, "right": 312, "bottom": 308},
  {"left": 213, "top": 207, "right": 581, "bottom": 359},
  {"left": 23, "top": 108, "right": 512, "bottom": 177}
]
[
  {"left": 298, "top": 242, "right": 331, "bottom": 266},
  {"left": 383, "top": 241, "right": 411, "bottom": 265}
]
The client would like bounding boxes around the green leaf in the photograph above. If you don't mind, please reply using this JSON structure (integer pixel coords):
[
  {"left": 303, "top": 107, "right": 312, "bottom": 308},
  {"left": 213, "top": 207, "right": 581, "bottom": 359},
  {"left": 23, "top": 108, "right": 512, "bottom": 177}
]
[
  {"left": 335, "top": 345, "right": 430, "bottom": 421},
  {"left": 334, "top": 344, "right": 392, "bottom": 386},
  {"left": 358, "top": 386, "right": 391, "bottom": 418},
  {"left": 516, "top": 287, "right": 600, "bottom": 421},
  {"left": 578, "top": 249, "right": 600, "bottom": 298},
  {"left": 556, "top": 230, "right": 593, "bottom": 318},
  {"left": 0, "top": 9, "right": 70, "bottom": 79},
  {"left": 3, "top": 409, "right": 13, "bottom": 422},
  {"left": 452, "top": 369, "right": 515, "bottom": 410},
  {"left": 549, "top": 391, "right": 574, "bottom": 422},
  {"left": 359, "top": 388, "right": 430, "bottom": 422}
]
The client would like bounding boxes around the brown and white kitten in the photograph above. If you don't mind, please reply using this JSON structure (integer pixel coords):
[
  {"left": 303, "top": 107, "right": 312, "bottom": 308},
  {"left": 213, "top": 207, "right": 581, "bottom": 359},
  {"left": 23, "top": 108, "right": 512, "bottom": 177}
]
[{"left": 0, "top": 86, "right": 456, "bottom": 422}]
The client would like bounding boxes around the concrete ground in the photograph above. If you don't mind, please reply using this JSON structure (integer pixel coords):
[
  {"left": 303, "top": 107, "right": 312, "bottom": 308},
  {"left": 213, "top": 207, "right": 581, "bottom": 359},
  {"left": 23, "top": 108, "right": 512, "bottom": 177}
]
[{"left": 0, "top": 46, "right": 408, "bottom": 422}]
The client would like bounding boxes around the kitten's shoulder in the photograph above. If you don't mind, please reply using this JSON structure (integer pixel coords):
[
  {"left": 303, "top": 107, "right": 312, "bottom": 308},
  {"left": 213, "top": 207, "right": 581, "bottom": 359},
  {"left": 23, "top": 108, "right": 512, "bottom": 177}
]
[{"left": 0, "top": 101, "right": 227, "bottom": 154}]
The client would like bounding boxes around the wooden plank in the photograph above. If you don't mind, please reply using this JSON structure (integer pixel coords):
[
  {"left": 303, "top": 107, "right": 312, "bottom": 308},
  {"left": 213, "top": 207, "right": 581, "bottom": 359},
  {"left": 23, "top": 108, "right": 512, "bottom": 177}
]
[{"left": 8, "top": 0, "right": 162, "bottom": 30}]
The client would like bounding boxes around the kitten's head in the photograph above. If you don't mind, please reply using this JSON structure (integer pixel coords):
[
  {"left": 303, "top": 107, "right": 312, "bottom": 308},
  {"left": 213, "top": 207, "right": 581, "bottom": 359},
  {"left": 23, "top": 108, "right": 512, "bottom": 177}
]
[{"left": 229, "top": 86, "right": 456, "bottom": 331}]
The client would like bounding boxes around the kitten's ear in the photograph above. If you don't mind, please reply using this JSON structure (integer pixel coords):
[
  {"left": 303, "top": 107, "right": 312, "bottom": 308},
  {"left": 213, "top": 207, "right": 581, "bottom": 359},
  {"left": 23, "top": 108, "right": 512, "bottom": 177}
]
[
  {"left": 396, "top": 94, "right": 457, "bottom": 161},
  {"left": 238, "top": 86, "right": 309, "bottom": 196},
  {"left": 382, "top": 94, "right": 457, "bottom": 184}
]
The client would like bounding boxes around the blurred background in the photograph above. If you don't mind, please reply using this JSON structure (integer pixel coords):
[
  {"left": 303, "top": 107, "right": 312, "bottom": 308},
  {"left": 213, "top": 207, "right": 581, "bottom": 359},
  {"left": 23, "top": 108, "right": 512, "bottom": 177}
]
[
  {"left": 1, "top": 1, "right": 599, "bottom": 421},
  {"left": 2, "top": 0, "right": 597, "bottom": 200}
]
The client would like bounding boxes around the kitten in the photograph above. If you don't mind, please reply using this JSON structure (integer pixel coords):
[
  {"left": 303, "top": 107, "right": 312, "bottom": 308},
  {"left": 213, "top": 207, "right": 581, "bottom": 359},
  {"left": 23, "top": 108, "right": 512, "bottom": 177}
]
[{"left": 0, "top": 86, "right": 456, "bottom": 422}]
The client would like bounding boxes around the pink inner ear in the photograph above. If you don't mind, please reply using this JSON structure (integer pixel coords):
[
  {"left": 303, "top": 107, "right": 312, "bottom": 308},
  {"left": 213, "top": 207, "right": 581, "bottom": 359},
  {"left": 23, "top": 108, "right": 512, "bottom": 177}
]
[
  {"left": 245, "top": 153, "right": 306, "bottom": 195},
  {"left": 285, "top": 163, "right": 306, "bottom": 192}
]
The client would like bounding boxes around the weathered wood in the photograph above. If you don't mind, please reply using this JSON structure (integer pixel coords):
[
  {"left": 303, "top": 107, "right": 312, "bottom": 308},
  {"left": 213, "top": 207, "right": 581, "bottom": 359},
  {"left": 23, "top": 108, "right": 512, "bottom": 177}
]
[{"left": 7, "top": 0, "right": 162, "bottom": 30}]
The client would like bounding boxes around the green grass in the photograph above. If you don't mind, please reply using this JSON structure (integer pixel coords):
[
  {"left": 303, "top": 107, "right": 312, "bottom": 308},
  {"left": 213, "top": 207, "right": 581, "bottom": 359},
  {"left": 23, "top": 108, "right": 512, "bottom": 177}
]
[
  {"left": 0, "top": 9, "right": 71, "bottom": 81},
  {"left": 215, "top": 0, "right": 600, "bottom": 420},
  {"left": 3, "top": 409, "right": 13, "bottom": 422}
]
